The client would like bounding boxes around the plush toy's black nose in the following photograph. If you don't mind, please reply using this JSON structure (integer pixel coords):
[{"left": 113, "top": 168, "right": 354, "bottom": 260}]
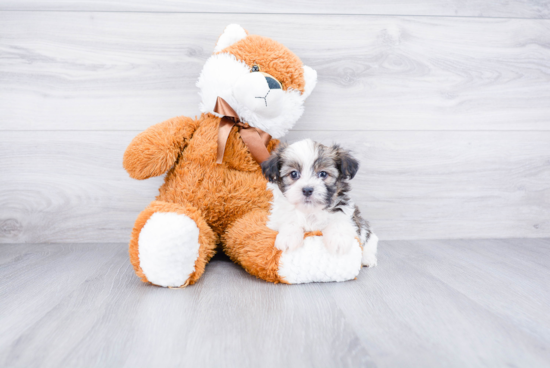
[
  {"left": 302, "top": 187, "right": 314, "bottom": 197},
  {"left": 265, "top": 76, "right": 282, "bottom": 89}
]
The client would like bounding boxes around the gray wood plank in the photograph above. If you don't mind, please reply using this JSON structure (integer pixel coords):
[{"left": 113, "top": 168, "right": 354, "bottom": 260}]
[
  {"left": 1, "top": 12, "right": 550, "bottom": 131},
  {"left": 325, "top": 238, "right": 550, "bottom": 368},
  {"left": 0, "top": 243, "right": 374, "bottom": 368},
  {"left": 1, "top": 130, "right": 549, "bottom": 243},
  {"left": 1, "top": 240, "right": 549, "bottom": 367},
  {"left": 0, "top": 131, "right": 165, "bottom": 243},
  {"left": 405, "top": 239, "right": 550, "bottom": 336},
  {"left": 0, "top": 243, "right": 130, "bottom": 362},
  {"left": 1, "top": 0, "right": 549, "bottom": 19}
]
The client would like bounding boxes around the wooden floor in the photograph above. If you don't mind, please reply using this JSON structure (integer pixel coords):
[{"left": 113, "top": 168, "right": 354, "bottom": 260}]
[{"left": 1, "top": 239, "right": 549, "bottom": 368}]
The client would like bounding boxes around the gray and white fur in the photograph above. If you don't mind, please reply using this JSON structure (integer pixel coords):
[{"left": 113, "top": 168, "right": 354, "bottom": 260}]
[{"left": 261, "top": 139, "right": 378, "bottom": 266}]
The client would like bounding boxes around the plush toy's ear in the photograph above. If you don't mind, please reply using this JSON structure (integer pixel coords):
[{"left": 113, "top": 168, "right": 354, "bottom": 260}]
[
  {"left": 214, "top": 24, "right": 248, "bottom": 53},
  {"left": 301, "top": 65, "right": 318, "bottom": 100},
  {"left": 332, "top": 145, "right": 359, "bottom": 180}
]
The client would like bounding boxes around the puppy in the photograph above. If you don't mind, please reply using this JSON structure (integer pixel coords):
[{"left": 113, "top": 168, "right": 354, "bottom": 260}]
[{"left": 261, "top": 139, "right": 378, "bottom": 267}]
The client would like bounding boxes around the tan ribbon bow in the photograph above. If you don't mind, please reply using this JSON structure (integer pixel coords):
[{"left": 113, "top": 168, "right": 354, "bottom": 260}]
[{"left": 214, "top": 96, "right": 272, "bottom": 165}]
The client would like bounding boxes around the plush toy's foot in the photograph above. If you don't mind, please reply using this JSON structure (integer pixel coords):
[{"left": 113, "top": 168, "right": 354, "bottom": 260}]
[
  {"left": 129, "top": 201, "right": 217, "bottom": 287},
  {"left": 278, "top": 235, "right": 363, "bottom": 284},
  {"left": 223, "top": 210, "right": 364, "bottom": 284},
  {"left": 223, "top": 210, "right": 287, "bottom": 283}
]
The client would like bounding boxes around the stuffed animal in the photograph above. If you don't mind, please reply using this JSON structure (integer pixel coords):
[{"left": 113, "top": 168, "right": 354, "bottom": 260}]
[{"left": 123, "top": 24, "right": 375, "bottom": 287}]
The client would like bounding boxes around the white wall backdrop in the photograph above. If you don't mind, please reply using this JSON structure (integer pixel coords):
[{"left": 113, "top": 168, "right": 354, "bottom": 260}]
[{"left": 1, "top": 1, "right": 549, "bottom": 242}]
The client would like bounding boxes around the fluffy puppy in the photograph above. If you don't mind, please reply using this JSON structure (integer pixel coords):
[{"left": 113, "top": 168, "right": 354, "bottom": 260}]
[{"left": 261, "top": 139, "right": 378, "bottom": 267}]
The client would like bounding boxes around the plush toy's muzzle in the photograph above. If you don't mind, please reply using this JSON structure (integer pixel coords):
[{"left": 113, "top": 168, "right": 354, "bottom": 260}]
[{"left": 232, "top": 70, "right": 285, "bottom": 119}]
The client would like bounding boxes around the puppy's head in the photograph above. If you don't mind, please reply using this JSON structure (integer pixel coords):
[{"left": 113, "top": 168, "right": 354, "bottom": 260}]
[{"left": 262, "top": 139, "right": 359, "bottom": 212}]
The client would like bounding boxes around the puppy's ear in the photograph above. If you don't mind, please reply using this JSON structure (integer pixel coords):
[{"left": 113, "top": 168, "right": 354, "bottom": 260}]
[
  {"left": 261, "top": 143, "right": 287, "bottom": 183},
  {"left": 261, "top": 154, "right": 280, "bottom": 183},
  {"left": 332, "top": 145, "right": 359, "bottom": 180}
]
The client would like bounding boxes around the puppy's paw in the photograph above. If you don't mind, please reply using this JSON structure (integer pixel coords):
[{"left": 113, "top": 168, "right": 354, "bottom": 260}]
[
  {"left": 275, "top": 227, "right": 304, "bottom": 252},
  {"left": 323, "top": 228, "right": 356, "bottom": 255},
  {"left": 362, "top": 252, "right": 378, "bottom": 267},
  {"left": 362, "top": 233, "right": 378, "bottom": 267}
]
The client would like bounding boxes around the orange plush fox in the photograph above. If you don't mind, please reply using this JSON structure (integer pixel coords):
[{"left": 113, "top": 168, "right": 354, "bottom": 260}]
[{"left": 123, "top": 25, "right": 318, "bottom": 287}]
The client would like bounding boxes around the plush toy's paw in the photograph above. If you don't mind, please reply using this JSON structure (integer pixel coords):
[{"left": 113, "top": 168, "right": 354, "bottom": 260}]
[
  {"left": 278, "top": 236, "right": 362, "bottom": 284},
  {"left": 362, "top": 233, "right": 379, "bottom": 267},
  {"left": 323, "top": 227, "right": 356, "bottom": 255},
  {"left": 138, "top": 212, "right": 201, "bottom": 287},
  {"left": 275, "top": 226, "right": 304, "bottom": 252}
]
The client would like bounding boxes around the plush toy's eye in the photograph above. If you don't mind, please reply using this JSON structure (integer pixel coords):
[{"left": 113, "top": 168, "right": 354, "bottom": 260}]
[
  {"left": 318, "top": 171, "right": 328, "bottom": 179},
  {"left": 251, "top": 65, "right": 260, "bottom": 72},
  {"left": 265, "top": 76, "right": 282, "bottom": 90},
  {"left": 290, "top": 171, "right": 300, "bottom": 180}
]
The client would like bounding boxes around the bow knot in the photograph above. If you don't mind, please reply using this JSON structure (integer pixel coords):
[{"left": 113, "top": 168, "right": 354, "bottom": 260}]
[
  {"left": 214, "top": 97, "right": 271, "bottom": 165},
  {"left": 236, "top": 122, "right": 250, "bottom": 129}
]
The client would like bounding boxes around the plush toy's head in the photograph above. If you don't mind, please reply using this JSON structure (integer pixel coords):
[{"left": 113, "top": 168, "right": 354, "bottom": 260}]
[{"left": 197, "top": 24, "right": 318, "bottom": 138}]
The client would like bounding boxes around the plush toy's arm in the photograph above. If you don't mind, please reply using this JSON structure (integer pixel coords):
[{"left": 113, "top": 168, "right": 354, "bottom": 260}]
[{"left": 123, "top": 116, "right": 198, "bottom": 180}]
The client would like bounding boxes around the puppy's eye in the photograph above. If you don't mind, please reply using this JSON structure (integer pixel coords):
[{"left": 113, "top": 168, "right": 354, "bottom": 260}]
[
  {"left": 318, "top": 171, "right": 328, "bottom": 179},
  {"left": 290, "top": 171, "right": 300, "bottom": 180}
]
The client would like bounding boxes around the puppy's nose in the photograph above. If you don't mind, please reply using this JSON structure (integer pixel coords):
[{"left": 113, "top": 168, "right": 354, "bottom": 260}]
[{"left": 302, "top": 187, "right": 314, "bottom": 197}]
